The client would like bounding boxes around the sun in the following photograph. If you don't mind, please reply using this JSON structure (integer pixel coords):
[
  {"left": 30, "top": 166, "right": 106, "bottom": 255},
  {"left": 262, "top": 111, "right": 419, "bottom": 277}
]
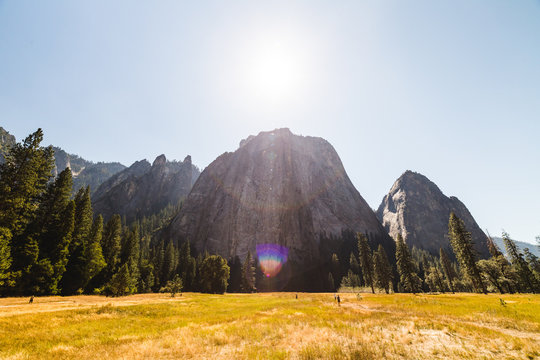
[{"left": 248, "top": 41, "right": 303, "bottom": 101}]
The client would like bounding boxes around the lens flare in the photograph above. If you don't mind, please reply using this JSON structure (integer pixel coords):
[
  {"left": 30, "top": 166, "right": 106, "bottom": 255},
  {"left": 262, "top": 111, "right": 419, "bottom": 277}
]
[{"left": 256, "top": 244, "right": 288, "bottom": 278}]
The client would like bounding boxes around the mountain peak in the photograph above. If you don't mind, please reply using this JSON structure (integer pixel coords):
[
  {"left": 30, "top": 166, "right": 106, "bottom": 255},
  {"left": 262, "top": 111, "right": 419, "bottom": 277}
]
[
  {"left": 377, "top": 170, "right": 490, "bottom": 258},
  {"left": 153, "top": 154, "right": 167, "bottom": 167},
  {"left": 167, "top": 129, "right": 394, "bottom": 285}
]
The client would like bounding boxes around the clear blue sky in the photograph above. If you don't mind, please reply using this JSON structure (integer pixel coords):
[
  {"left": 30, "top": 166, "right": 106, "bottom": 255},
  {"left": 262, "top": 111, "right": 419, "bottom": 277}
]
[{"left": 1, "top": 1, "right": 539, "bottom": 244}]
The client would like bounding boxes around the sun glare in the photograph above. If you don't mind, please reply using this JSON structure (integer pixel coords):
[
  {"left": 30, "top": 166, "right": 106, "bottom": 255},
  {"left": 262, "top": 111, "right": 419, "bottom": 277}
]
[{"left": 248, "top": 41, "right": 303, "bottom": 101}]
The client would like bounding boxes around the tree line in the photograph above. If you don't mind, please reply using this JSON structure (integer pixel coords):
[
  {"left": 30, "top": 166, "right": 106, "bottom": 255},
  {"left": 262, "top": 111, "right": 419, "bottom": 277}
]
[
  {"left": 333, "top": 212, "right": 540, "bottom": 294},
  {"left": 0, "top": 129, "right": 234, "bottom": 296},
  {"left": 0, "top": 129, "right": 538, "bottom": 296}
]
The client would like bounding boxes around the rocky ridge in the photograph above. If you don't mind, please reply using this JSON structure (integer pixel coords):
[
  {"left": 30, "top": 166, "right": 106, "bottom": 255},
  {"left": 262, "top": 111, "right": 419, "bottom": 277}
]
[{"left": 92, "top": 154, "right": 200, "bottom": 222}]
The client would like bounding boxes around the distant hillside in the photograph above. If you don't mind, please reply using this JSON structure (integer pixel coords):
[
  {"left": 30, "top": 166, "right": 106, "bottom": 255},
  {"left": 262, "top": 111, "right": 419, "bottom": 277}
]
[
  {"left": 0, "top": 126, "right": 126, "bottom": 194},
  {"left": 492, "top": 237, "right": 539, "bottom": 257}
]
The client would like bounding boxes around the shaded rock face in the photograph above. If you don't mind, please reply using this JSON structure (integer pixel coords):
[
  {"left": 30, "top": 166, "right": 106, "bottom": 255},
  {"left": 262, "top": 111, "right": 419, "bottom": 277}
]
[
  {"left": 376, "top": 171, "right": 490, "bottom": 258},
  {"left": 93, "top": 155, "right": 200, "bottom": 222},
  {"left": 168, "top": 128, "right": 393, "bottom": 264}
]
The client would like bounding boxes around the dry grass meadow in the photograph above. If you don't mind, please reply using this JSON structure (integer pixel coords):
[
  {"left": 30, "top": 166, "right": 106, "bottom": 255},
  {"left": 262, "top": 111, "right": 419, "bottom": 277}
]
[{"left": 0, "top": 292, "right": 539, "bottom": 359}]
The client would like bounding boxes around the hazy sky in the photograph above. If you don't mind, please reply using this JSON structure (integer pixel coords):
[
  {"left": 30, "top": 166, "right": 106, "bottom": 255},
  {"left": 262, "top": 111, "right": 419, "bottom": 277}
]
[{"left": 1, "top": 1, "right": 539, "bottom": 244}]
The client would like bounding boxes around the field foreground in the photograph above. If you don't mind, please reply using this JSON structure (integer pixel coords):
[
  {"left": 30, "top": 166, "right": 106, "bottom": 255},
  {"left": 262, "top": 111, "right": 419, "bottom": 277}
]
[{"left": 0, "top": 292, "right": 539, "bottom": 359}]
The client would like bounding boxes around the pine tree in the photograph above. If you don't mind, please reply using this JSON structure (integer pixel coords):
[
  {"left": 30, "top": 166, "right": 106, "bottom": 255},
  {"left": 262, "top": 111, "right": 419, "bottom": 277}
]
[
  {"left": 395, "top": 234, "right": 421, "bottom": 293},
  {"left": 523, "top": 248, "right": 540, "bottom": 286},
  {"left": 101, "top": 214, "right": 122, "bottom": 278},
  {"left": 487, "top": 235, "right": 503, "bottom": 258},
  {"left": 0, "top": 129, "right": 54, "bottom": 292},
  {"left": 240, "top": 250, "right": 256, "bottom": 292},
  {"left": 357, "top": 233, "right": 374, "bottom": 293},
  {"left": 61, "top": 186, "right": 93, "bottom": 294},
  {"left": 0, "top": 228, "right": 12, "bottom": 288},
  {"left": 161, "top": 240, "right": 177, "bottom": 285},
  {"left": 178, "top": 241, "right": 196, "bottom": 291},
  {"left": 503, "top": 232, "right": 538, "bottom": 293},
  {"left": 106, "top": 263, "right": 137, "bottom": 297},
  {"left": 27, "top": 168, "right": 75, "bottom": 294},
  {"left": 137, "top": 234, "right": 154, "bottom": 293},
  {"left": 0, "top": 129, "right": 54, "bottom": 238},
  {"left": 448, "top": 212, "right": 486, "bottom": 294},
  {"left": 83, "top": 215, "right": 106, "bottom": 292},
  {"left": 121, "top": 225, "right": 140, "bottom": 288},
  {"left": 349, "top": 253, "right": 360, "bottom": 275},
  {"left": 373, "top": 245, "right": 393, "bottom": 294},
  {"left": 439, "top": 248, "right": 457, "bottom": 293}
]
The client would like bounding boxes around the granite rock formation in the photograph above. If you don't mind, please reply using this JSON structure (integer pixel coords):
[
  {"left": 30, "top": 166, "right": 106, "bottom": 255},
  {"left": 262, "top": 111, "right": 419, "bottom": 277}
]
[
  {"left": 167, "top": 128, "right": 394, "bottom": 264},
  {"left": 92, "top": 154, "right": 200, "bottom": 222},
  {"left": 376, "top": 170, "right": 490, "bottom": 258}
]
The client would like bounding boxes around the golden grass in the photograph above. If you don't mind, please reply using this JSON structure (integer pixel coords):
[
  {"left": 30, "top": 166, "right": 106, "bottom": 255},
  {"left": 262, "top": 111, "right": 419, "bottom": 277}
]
[{"left": 0, "top": 292, "right": 539, "bottom": 359}]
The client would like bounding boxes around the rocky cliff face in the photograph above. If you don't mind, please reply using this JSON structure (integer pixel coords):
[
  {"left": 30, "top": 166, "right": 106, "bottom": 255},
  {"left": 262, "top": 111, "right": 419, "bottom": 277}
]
[
  {"left": 376, "top": 170, "right": 490, "bottom": 258},
  {"left": 167, "top": 128, "right": 393, "bottom": 264},
  {"left": 0, "top": 127, "right": 16, "bottom": 163},
  {"left": 92, "top": 155, "right": 200, "bottom": 222}
]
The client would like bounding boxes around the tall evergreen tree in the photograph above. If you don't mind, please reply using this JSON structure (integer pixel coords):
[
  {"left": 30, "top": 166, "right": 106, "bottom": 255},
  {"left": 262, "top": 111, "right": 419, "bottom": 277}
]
[
  {"left": 357, "top": 233, "right": 374, "bottom": 293},
  {"left": 101, "top": 214, "right": 122, "bottom": 278},
  {"left": 349, "top": 252, "right": 360, "bottom": 275},
  {"left": 137, "top": 234, "right": 154, "bottom": 293},
  {"left": 439, "top": 248, "right": 457, "bottom": 293},
  {"left": 373, "top": 245, "right": 392, "bottom": 294},
  {"left": 0, "top": 228, "right": 12, "bottom": 289},
  {"left": 448, "top": 212, "right": 486, "bottom": 294},
  {"left": 178, "top": 240, "right": 196, "bottom": 291},
  {"left": 83, "top": 215, "right": 106, "bottom": 292},
  {"left": 503, "top": 232, "right": 538, "bottom": 293},
  {"left": 395, "top": 234, "right": 421, "bottom": 293},
  {"left": 106, "top": 263, "right": 137, "bottom": 297},
  {"left": 61, "top": 186, "right": 93, "bottom": 294},
  {"left": 523, "top": 248, "right": 540, "bottom": 285},
  {"left": 27, "top": 168, "right": 74, "bottom": 294},
  {"left": 121, "top": 224, "right": 141, "bottom": 286},
  {"left": 0, "top": 129, "right": 54, "bottom": 238},
  {"left": 240, "top": 250, "right": 256, "bottom": 292},
  {"left": 487, "top": 235, "right": 503, "bottom": 258},
  {"left": 0, "top": 129, "right": 54, "bottom": 291},
  {"left": 161, "top": 240, "right": 177, "bottom": 285}
]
